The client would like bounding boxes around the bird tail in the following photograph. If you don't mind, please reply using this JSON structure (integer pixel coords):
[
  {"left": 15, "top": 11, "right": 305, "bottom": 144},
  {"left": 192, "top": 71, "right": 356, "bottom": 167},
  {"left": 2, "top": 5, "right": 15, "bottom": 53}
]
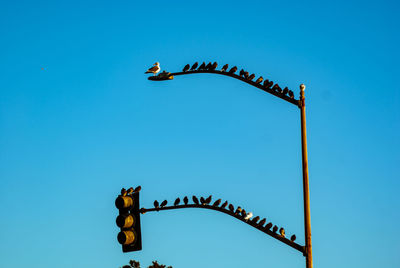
[{"left": 145, "top": 71, "right": 151, "bottom": 74}]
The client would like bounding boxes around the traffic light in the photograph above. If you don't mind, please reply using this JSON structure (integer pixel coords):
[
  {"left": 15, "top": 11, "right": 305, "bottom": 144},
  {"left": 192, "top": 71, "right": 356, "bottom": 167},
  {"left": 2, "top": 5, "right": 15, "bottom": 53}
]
[{"left": 115, "top": 188, "right": 142, "bottom": 252}]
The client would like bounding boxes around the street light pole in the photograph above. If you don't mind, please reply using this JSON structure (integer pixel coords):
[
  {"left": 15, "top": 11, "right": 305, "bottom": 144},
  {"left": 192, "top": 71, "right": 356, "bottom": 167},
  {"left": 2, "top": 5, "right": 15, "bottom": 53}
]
[
  {"left": 145, "top": 63, "right": 314, "bottom": 267},
  {"left": 299, "top": 84, "right": 312, "bottom": 268}
]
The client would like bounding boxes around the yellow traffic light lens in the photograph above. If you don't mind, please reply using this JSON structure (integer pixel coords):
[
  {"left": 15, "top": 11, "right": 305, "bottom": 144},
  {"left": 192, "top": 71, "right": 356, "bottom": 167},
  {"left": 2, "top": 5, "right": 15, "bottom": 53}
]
[
  {"left": 116, "top": 214, "right": 135, "bottom": 228},
  {"left": 115, "top": 196, "right": 134, "bottom": 209},
  {"left": 118, "top": 230, "right": 136, "bottom": 245}
]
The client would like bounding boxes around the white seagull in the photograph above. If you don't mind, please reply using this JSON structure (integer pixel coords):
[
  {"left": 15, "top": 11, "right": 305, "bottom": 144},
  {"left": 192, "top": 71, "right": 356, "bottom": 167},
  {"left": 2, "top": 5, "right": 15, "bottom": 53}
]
[
  {"left": 244, "top": 212, "right": 253, "bottom": 221},
  {"left": 145, "top": 62, "right": 160, "bottom": 76}
]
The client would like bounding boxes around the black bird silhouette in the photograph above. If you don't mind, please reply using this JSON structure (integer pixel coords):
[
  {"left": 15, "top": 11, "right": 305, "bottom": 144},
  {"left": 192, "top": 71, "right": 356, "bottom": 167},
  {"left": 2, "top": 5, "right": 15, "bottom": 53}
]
[
  {"left": 183, "top": 64, "right": 190, "bottom": 72},
  {"left": 239, "top": 69, "right": 245, "bottom": 76},
  {"left": 191, "top": 62, "right": 198, "bottom": 70},
  {"left": 248, "top": 74, "right": 255, "bottom": 81},
  {"left": 210, "top": 62, "right": 218, "bottom": 70},
  {"left": 263, "top": 80, "right": 274, "bottom": 88},
  {"left": 265, "top": 222, "right": 273, "bottom": 230},
  {"left": 243, "top": 71, "right": 249, "bottom": 79},
  {"left": 288, "top": 90, "right": 294, "bottom": 99},
  {"left": 258, "top": 218, "right": 266, "bottom": 227},
  {"left": 228, "top": 204, "right": 234, "bottom": 212},
  {"left": 192, "top": 195, "right": 199, "bottom": 205},
  {"left": 290, "top": 234, "right": 296, "bottom": 242},
  {"left": 198, "top": 62, "right": 206, "bottom": 70},
  {"left": 251, "top": 216, "right": 260, "bottom": 224},
  {"left": 229, "top": 66, "right": 237, "bottom": 74},
  {"left": 255, "top": 76, "right": 263, "bottom": 84},
  {"left": 272, "top": 225, "right": 278, "bottom": 233},
  {"left": 241, "top": 209, "right": 247, "bottom": 218},
  {"left": 154, "top": 200, "right": 159, "bottom": 209},
  {"left": 272, "top": 84, "right": 282, "bottom": 93},
  {"left": 160, "top": 200, "right": 168, "bottom": 208},
  {"left": 221, "top": 64, "right": 229, "bottom": 72},
  {"left": 134, "top": 186, "right": 141, "bottom": 192},
  {"left": 183, "top": 196, "right": 189, "bottom": 205},
  {"left": 121, "top": 188, "right": 127, "bottom": 196},
  {"left": 282, "top": 87, "right": 289, "bottom": 95},
  {"left": 279, "top": 227, "right": 285, "bottom": 237},
  {"left": 205, "top": 62, "right": 212, "bottom": 69},
  {"left": 205, "top": 195, "right": 212, "bottom": 205},
  {"left": 235, "top": 206, "right": 242, "bottom": 215},
  {"left": 213, "top": 199, "right": 221, "bottom": 207},
  {"left": 221, "top": 201, "right": 228, "bottom": 209},
  {"left": 200, "top": 197, "right": 205, "bottom": 204},
  {"left": 174, "top": 197, "right": 180, "bottom": 206},
  {"left": 127, "top": 187, "right": 134, "bottom": 195}
]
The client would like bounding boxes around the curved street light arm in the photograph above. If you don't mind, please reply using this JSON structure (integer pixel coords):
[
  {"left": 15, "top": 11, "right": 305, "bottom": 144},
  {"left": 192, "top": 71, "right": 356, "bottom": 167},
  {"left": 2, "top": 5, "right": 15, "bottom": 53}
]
[
  {"left": 140, "top": 204, "right": 305, "bottom": 254},
  {"left": 148, "top": 69, "right": 300, "bottom": 107}
]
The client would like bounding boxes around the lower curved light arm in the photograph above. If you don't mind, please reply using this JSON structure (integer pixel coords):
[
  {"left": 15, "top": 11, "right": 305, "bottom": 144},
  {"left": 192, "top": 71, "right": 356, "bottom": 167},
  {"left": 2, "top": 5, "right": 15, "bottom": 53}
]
[{"left": 140, "top": 204, "right": 305, "bottom": 254}]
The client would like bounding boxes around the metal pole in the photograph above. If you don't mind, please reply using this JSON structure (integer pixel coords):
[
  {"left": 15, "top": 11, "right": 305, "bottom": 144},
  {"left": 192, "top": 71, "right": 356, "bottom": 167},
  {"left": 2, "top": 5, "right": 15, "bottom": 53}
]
[{"left": 299, "top": 84, "right": 313, "bottom": 268}]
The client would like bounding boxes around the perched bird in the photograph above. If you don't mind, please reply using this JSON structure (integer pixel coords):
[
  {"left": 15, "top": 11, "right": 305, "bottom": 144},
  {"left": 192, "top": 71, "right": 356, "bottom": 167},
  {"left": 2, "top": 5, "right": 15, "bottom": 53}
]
[
  {"left": 221, "top": 201, "right": 228, "bottom": 209},
  {"left": 192, "top": 195, "right": 199, "bottom": 205},
  {"left": 272, "top": 225, "right": 278, "bottom": 233},
  {"left": 221, "top": 64, "right": 229, "bottom": 72},
  {"left": 235, "top": 206, "right": 242, "bottom": 215},
  {"left": 205, "top": 62, "right": 212, "bottom": 69},
  {"left": 154, "top": 200, "right": 159, "bottom": 209},
  {"left": 191, "top": 62, "right": 199, "bottom": 70},
  {"left": 244, "top": 212, "right": 253, "bottom": 221},
  {"left": 198, "top": 62, "right": 206, "bottom": 70},
  {"left": 210, "top": 62, "right": 218, "bottom": 70},
  {"left": 160, "top": 200, "right": 168, "bottom": 208},
  {"left": 145, "top": 62, "right": 160, "bottom": 76},
  {"left": 243, "top": 71, "right": 249, "bottom": 79},
  {"left": 282, "top": 87, "right": 289, "bottom": 95},
  {"left": 272, "top": 84, "right": 282, "bottom": 92},
  {"left": 213, "top": 199, "right": 221, "bottom": 207},
  {"left": 255, "top": 76, "right": 263, "bottom": 84},
  {"left": 204, "top": 195, "right": 212, "bottom": 205},
  {"left": 263, "top": 80, "right": 273, "bottom": 88},
  {"left": 127, "top": 187, "right": 134, "bottom": 195},
  {"left": 239, "top": 69, "right": 245, "bottom": 76},
  {"left": 134, "top": 186, "right": 141, "bottom": 193},
  {"left": 251, "top": 216, "right": 260, "bottom": 224},
  {"left": 183, "top": 64, "right": 190, "bottom": 72},
  {"left": 248, "top": 74, "right": 255, "bottom": 81},
  {"left": 288, "top": 90, "right": 294, "bottom": 99},
  {"left": 183, "top": 196, "right": 189, "bottom": 205},
  {"left": 290, "top": 234, "right": 296, "bottom": 242},
  {"left": 200, "top": 197, "right": 205, "bottom": 205},
  {"left": 228, "top": 204, "right": 235, "bottom": 212},
  {"left": 229, "top": 66, "right": 238, "bottom": 74},
  {"left": 279, "top": 227, "right": 286, "bottom": 237},
  {"left": 258, "top": 218, "right": 266, "bottom": 227},
  {"left": 121, "top": 188, "right": 127, "bottom": 196},
  {"left": 265, "top": 222, "right": 273, "bottom": 230},
  {"left": 241, "top": 209, "right": 247, "bottom": 218},
  {"left": 174, "top": 197, "right": 180, "bottom": 206}
]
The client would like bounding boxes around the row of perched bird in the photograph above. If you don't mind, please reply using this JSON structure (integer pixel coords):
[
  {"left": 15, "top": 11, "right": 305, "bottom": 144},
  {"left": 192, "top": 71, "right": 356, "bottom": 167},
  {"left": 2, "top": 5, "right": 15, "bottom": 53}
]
[
  {"left": 120, "top": 186, "right": 141, "bottom": 196},
  {"left": 182, "top": 62, "right": 295, "bottom": 99},
  {"left": 153, "top": 195, "right": 296, "bottom": 242}
]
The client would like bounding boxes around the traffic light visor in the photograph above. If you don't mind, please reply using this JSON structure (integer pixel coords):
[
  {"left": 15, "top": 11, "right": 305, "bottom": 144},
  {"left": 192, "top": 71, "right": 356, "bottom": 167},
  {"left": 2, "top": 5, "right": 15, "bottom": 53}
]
[
  {"left": 115, "top": 196, "right": 134, "bottom": 209},
  {"left": 116, "top": 214, "right": 135, "bottom": 228},
  {"left": 118, "top": 230, "right": 136, "bottom": 245}
]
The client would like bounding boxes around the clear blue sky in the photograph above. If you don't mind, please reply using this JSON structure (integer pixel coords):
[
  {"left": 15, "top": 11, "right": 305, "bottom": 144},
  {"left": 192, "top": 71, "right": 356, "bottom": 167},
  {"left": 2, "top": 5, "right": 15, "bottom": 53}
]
[{"left": 1, "top": 0, "right": 399, "bottom": 267}]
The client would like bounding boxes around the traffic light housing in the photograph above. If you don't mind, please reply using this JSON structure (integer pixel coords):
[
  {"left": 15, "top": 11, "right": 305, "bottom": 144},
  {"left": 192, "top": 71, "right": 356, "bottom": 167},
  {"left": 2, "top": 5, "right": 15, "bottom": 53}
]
[{"left": 115, "top": 189, "right": 142, "bottom": 252}]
